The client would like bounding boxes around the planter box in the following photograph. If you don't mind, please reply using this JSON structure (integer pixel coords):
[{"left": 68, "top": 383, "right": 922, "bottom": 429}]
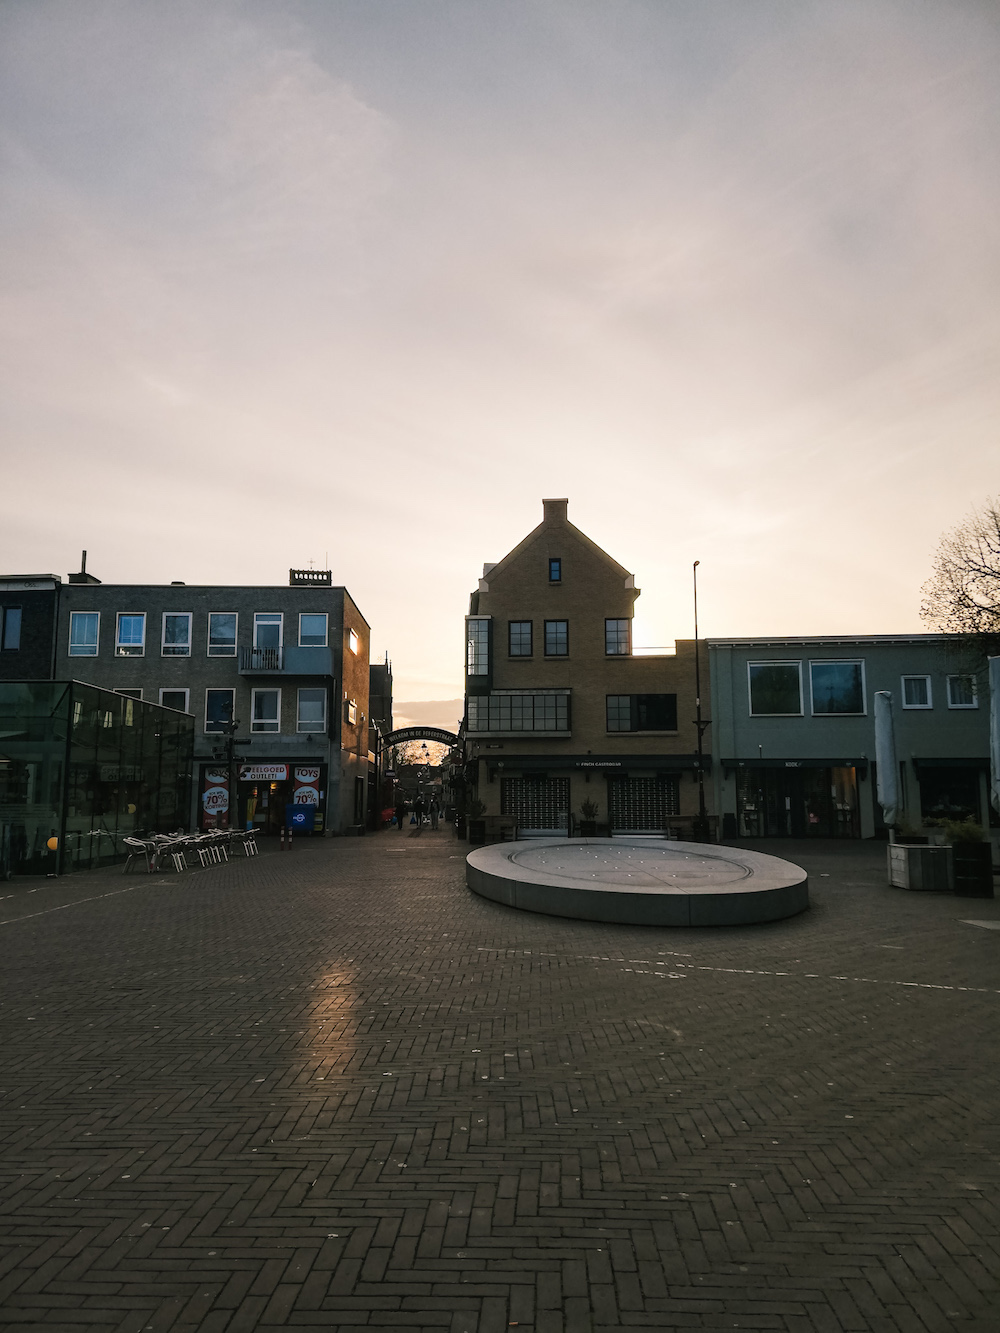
[
  {"left": 578, "top": 820, "right": 597, "bottom": 837},
  {"left": 952, "top": 842, "right": 994, "bottom": 898},
  {"left": 888, "top": 843, "right": 953, "bottom": 893},
  {"left": 467, "top": 819, "right": 486, "bottom": 846}
]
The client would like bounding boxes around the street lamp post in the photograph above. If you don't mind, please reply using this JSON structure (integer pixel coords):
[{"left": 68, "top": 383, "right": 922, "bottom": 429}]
[{"left": 693, "top": 560, "right": 711, "bottom": 841}]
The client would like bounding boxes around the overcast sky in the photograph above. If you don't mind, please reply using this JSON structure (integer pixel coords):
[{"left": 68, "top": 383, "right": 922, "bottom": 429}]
[{"left": 3, "top": 1, "right": 999, "bottom": 721}]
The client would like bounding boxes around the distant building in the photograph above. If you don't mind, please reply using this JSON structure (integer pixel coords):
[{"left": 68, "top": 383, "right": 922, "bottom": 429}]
[
  {"left": 709, "top": 635, "right": 993, "bottom": 843},
  {"left": 463, "top": 499, "right": 709, "bottom": 836},
  {"left": 4, "top": 559, "right": 373, "bottom": 836}
]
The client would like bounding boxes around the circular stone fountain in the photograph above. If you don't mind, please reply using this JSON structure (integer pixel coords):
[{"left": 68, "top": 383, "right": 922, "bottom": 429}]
[{"left": 466, "top": 838, "right": 808, "bottom": 926}]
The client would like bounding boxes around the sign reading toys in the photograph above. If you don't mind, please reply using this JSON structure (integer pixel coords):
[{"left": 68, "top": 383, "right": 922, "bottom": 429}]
[
  {"left": 202, "top": 767, "right": 230, "bottom": 828},
  {"left": 293, "top": 766, "right": 321, "bottom": 806}
]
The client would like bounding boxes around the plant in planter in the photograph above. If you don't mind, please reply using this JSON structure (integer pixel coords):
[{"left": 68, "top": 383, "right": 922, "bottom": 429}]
[
  {"left": 578, "top": 798, "right": 599, "bottom": 838},
  {"left": 943, "top": 818, "right": 993, "bottom": 898},
  {"left": 894, "top": 817, "right": 928, "bottom": 845}
]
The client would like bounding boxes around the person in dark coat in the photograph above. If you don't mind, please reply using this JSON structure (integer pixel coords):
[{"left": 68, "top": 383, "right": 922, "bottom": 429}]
[
  {"left": 395, "top": 795, "right": 407, "bottom": 831},
  {"left": 414, "top": 796, "right": 425, "bottom": 826}
]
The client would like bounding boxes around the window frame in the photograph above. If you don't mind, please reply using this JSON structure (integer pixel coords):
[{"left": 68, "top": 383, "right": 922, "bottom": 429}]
[
  {"left": 114, "top": 688, "right": 143, "bottom": 700},
  {"left": 299, "top": 612, "right": 329, "bottom": 648},
  {"left": 466, "top": 615, "right": 491, "bottom": 676},
  {"left": 606, "top": 693, "right": 678, "bottom": 733},
  {"left": 205, "top": 688, "right": 236, "bottom": 734},
  {"left": 900, "top": 674, "right": 933, "bottom": 710},
  {"left": 544, "top": 619, "right": 569, "bottom": 657},
  {"left": 159, "top": 687, "right": 191, "bottom": 713},
  {"left": 207, "top": 611, "right": 238, "bottom": 657},
  {"left": 161, "top": 611, "right": 192, "bottom": 658},
  {"left": 605, "top": 618, "right": 631, "bottom": 656},
  {"left": 115, "top": 612, "right": 146, "bottom": 658},
  {"left": 946, "top": 674, "right": 978, "bottom": 709},
  {"left": 68, "top": 610, "right": 100, "bottom": 657},
  {"left": 345, "top": 697, "right": 358, "bottom": 725},
  {"left": 297, "top": 686, "right": 327, "bottom": 733},
  {"left": 508, "top": 620, "right": 533, "bottom": 657},
  {"left": 548, "top": 557, "right": 562, "bottom": 583},
  {"left": 747, "top": 660, "right": 803, "bottom": 717},
  {"left": 809, "top": 659, "right": 867, "bottom": 717},
  {"left": 348, "top": 627, "right": 359, "bottom": 655},
  {"left": 1, "top": 606, "right": 22, "bottom": 651},
  {"left": 253, "top": 612, "right": 283, "bottom": 650},
  {"left": 251, "top": 687, "right": 282, "bottom": 733}
]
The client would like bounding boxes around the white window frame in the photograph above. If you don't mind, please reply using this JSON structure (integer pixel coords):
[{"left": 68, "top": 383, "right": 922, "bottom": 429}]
[
  {"left": 204, "top": 688, "right": 236, "bottom": 734},
  {"left": 159, "top": 687, "right": 191, "bottom": 713},
  {"left": 297, "top": 687, "right": 327, "bottom": 732},
  {"left": 207, "top": 611, "right": 238, "bottom": 657},
  {"left": 299, "top": 612, "right": 329, "bottom": 647},
  {"left": 68, "top": 610, "right": 100, "bottom": 657},
  {"left": 253, "top": 612, "right": 283, "bottom": 649},
  {"left": 746, "top": 660, "right": 803, "bottom": 717},
  {"left": 900, "top": 674, "right": 932, "bottom": 710},
  {"left": 115, "top": 612, "right": 146, "bottom": 657},
  {"left": 348, "top": 627, "right": 359, "bottom": 655},
  {"left": 946, "top": 674, "right": 978, "bottom": 709},
  {"left": 161, "top": 612, "right": 192, "bottom": 658},
  {"left": 251, "top": 686, "right": 282, "bottom": 733},
  {"left": 808, "top": 659, "right": 867, "bottom": 717}
]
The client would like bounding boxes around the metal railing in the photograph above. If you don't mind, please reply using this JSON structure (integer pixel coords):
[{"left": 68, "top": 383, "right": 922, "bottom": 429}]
[{"left": 239, "top": 646, "right": 283, "bottom": 671}]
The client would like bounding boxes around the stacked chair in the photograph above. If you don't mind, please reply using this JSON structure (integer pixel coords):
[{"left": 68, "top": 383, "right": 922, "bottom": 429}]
[{"left": 121, "top": 828, "right": 258, "bottom": 874}]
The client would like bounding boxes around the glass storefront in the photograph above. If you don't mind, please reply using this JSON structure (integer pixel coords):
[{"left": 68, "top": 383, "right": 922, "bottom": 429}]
[
  {"left": 736, "top": 765, "right": 860, "bottom": 838},
  {"left": 0, "top": 682, "right": 194, "bottom": 876}
]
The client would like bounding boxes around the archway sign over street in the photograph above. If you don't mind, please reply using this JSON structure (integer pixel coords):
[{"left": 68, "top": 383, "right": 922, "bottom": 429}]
[{"left": 381, "top": 726, "right": 460, "bottom": 749}]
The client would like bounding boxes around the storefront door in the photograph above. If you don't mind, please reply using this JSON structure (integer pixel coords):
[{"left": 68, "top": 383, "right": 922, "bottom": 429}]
[{"left": 737, "top": 766, "right": 859, "bottom": 838}]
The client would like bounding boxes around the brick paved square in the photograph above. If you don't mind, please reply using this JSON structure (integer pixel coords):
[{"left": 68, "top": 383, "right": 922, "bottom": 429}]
[{"left": 1, "top": 832, "right": 998, "bottom": 1330}]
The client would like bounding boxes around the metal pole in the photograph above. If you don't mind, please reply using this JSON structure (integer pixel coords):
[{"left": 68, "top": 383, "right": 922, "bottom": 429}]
[{"left": 693, "top": 561, "right": 707, "bottom": 834}]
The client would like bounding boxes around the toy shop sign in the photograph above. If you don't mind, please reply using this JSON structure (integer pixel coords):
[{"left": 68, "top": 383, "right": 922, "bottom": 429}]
[{"left": 239, "top": 764, "right": 289, "bottom": 781}]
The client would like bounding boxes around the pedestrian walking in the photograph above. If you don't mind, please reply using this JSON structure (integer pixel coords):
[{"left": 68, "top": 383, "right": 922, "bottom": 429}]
[
  {"left": 395, "top": 795, "right": 407, "bottom": 831},
  {"left": 429, "top": 797, "right": 439, "bottom": 831},
  {"left": 414, "top": 796, "right": 425, "bottom": 826}
]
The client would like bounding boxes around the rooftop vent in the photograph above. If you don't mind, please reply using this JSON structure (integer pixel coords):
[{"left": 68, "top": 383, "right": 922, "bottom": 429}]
[
  {"left": 289, "top": 568, "right": 332, "bottom": 586},
  {"left": 67, "top": 549, "right": 101, "bottom": 585}
]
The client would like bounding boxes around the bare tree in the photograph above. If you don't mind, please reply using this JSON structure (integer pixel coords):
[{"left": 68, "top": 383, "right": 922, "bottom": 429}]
[{"left": 921, "top": 496, "right": 1000, "bottom": 655}]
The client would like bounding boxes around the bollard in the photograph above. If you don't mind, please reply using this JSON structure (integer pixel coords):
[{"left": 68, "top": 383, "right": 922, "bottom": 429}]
[
  {"left": 279, "top": 827, "right": 285, "bottom": 852},
  {"left": 287, "top": 824, "right": 294, "bottom": 851}
]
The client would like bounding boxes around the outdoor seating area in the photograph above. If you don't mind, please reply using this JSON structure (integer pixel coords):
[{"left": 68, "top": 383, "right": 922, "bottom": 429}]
[{"left": 121, "top": 828, "right": 258, "bottom": 875}]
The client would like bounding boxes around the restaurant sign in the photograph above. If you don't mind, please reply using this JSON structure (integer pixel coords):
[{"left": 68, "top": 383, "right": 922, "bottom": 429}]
[{"left": 239, "top": 763, "right": 289, "bottom": 781}]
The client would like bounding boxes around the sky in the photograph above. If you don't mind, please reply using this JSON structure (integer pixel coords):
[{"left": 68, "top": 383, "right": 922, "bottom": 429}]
[{"left": 2, "top": 1, "right": 999, "bottom": 728}]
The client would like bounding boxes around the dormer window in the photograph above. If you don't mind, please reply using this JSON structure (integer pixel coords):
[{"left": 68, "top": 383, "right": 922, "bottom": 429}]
[{"left": 548, "top": 558, "right": 562, "bottom": 583}]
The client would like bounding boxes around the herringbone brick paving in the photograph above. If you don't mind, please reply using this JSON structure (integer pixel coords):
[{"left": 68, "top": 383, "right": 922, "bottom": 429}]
[{"left": 1, "top": 831, "right": 998, "bottom": 1331}]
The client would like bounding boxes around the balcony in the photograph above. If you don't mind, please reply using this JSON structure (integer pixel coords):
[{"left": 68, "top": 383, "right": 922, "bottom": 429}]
[{"left": 238, "top": 646, "right": 333, "bottom": 676}]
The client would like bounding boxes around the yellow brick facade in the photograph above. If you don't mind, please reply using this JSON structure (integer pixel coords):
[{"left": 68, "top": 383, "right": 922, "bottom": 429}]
[{"left": 464, "top": 499, "right": 711, "bottom": 834}]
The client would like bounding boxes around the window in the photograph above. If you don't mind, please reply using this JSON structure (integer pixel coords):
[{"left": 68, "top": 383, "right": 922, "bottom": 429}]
[
  {"left": 345, "top": 698, "right": 358, "bottom": 725},
  {"left": 348, "top": 628, "right": 359, "bottom": 655},
  {"left": 605, "top": 619, "right": 630, "bottom": 656},
  {"left": 509, "top": 621, "right": 533, "bottom": 656},
  {"left": 548, "top": 558, "right": 562, "bottom": 583},
  {"left": 544, "top": 620, "right": 568, "bottom": 656},
  {"left": 205, "top": 688, "right": 235, "bottom": 733},
  {"left": 467, "top": 691, "right": 570, "bottom": 733},
  {"left": 947, "top": 675, "right": 978, "bottom": 709},
  {"left": 253, "top": 613, "right": 282, "bottom": 649},
  {"left": 810, "top": 660, "right": 865, "bottom": 715},
  {"left": 116, "top": 613, "right": 146, "bottom": 657},
  {"left": 606, "top": 694, "right": 678, "bottom": 732},
  {"left": 69, "top": 611, "right": 100, "bottom": 657},
  {"left": 1, "top": 607, "right": 21, "bottom": 651},
  {"left": 208, "top": 612, "right": 237, "bottom": 657},
  {"left": 299, "top": 613, "right": 328, "bottom": 647},
  {"left": 114, "top": 688, "right": 142, "bottom": 700},
  {"left": 251, "top": 688, "right": 281, "bottom": 732},
  {"left": 901, "top": 675, "right": 932, "bottom": 709},
  {"left": 466, "top": 616, "right": 490, "bottom": 675},
  {"left": 161, "top": 612, "right": 191, "bottom": 657},
  {"left": 159, "top": 688, "right": 190, "bottom": 712},
  {"left": 297, "top": 687, "right": 327, "bottom": 732},
  {"left": 748, "top": 662, "right": 802, "bottom": 715}
]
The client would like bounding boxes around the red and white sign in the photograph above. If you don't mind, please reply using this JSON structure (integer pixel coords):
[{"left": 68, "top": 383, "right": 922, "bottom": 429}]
[
  {"left": 294, "top": 766, "right": 321, "bottom": 806},
  {"left": 239, "top": 764, "right": 289, "bottom": 781},
  {"left": 202, "top": 766, "right": 230, "bottom": 827}
]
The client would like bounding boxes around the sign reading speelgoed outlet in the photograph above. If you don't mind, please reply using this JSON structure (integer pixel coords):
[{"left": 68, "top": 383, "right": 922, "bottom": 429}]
[{"left": 239, "top": 764, "right": 289, "bottom": 781}]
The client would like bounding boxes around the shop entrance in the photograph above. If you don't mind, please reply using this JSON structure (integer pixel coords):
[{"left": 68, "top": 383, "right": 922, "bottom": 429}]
[
  {"left": 241, "top": 779, "right": 293, "bottom": 835},
  {"left": 737, "top": 766, "right": 859, "bottom": 838}
]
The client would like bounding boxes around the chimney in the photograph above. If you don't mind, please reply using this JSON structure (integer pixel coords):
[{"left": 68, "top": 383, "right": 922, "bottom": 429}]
[
  {"left": 68, "top": 548, "right": 101, "bottom": 585},
  {"left": 542, "top": 498, "right": 568, "bottom": 522}
]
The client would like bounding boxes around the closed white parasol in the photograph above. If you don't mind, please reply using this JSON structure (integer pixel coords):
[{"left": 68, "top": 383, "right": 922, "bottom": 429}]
[
  {"left": 990, "top": 658, "right": 1000, "bottom": 817},
  {"left": 874, "top": 690, "right": 899, "bottom": 829}
]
